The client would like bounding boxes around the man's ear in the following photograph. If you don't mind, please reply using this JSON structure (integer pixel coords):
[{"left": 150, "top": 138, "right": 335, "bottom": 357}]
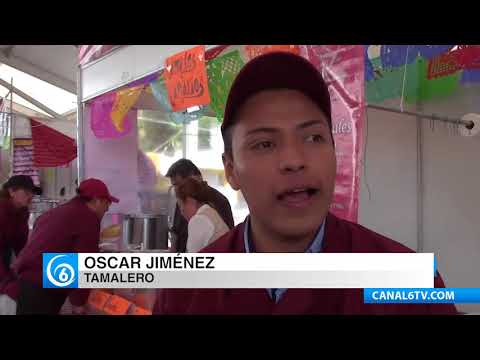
[{"left": 222, "top": 153, "right": 240, "bottom": 191}]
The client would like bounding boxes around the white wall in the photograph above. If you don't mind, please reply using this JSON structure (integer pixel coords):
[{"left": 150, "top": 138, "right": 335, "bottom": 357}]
[
  {"left": 359, "top": 86, "right": 480, "bottom": 313},
  {"left": 82, "top": 107, "right": 140, "bottom": 215},
  {"left": 422, "top": 86, "right": 480, "bottom": 314},
  {"left": 358, "top": 104, "right": 419, "bottom": 252}
]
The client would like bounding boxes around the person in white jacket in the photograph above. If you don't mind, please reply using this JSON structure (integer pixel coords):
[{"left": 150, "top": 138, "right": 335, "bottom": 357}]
[{"left": 175, "top": 177, "right": 230, "bottom": 253}]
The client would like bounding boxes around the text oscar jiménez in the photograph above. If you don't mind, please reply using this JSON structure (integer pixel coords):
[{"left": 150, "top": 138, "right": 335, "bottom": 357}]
[{"left": 82, "top": 255, "right": 216, "bottom": 284}]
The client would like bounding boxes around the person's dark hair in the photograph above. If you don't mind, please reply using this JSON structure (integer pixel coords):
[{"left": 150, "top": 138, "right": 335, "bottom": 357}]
[
  {"left": 175, "top": 177, "right": 211, "bottom": 205},
  {"left": 166, "top": 159, "right": 202, "bottom": 178},
  {"left": 222, "top": 125, "right": 234, "bottom": 157}
]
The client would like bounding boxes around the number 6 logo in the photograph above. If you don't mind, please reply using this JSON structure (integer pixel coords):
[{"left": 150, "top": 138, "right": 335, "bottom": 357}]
[{"left": 46, "top": 254, "right": 76, "bottom": 287}]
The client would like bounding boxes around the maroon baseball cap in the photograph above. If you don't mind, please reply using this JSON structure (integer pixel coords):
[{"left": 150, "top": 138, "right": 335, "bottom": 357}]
[
  {"left": 221, "top": 51, "right": 332, "bottom": 135},
  {"left": 77, "top": 178, "right": 119, "bottom": 203}
]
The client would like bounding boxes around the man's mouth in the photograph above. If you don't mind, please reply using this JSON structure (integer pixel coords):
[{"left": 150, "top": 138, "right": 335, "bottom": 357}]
[{"left": 277, "top": 187, "right": 319, "bottom": 208}]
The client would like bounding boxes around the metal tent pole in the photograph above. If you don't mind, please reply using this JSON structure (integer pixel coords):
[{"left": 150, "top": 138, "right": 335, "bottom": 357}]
[
  {"left": 76, "top": 65, "right": 84, "bottom": 182},
  {"left": 9, "top": 78, "right": 14, "bottom": 177},
  {"left": 367, "top": 104, "right": 474, "bottom": 129},
  {"left": 0, "top": 77, "right": 66, "bottom": 121},
  {"left": 416, "top": 102, "right": 424, "bottom": 252}
]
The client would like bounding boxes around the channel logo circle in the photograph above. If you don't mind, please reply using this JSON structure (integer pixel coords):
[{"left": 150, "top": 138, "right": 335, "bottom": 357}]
[{"left": 46, "top": 254, "right": 76, "bottom": 287}]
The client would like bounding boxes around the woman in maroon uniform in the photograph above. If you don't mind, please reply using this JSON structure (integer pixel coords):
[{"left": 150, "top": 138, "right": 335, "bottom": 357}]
[{"left": 0, "top": 175, "right": 41, "bottom": 315}]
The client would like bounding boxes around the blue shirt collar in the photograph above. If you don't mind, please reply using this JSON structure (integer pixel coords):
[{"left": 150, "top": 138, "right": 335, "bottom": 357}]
[{"left": 243, "top": 216, "right": 326, "bottom": 254}]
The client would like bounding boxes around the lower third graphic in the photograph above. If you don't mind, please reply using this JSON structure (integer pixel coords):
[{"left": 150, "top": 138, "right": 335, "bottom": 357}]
[{"left": 43, "top": 253, "right": 78, "bottom": 288}]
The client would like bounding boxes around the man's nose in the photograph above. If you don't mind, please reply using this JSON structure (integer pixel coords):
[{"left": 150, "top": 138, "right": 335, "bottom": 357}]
[{"left": 278, "top": 140, "right": 306, "bottom": 173}]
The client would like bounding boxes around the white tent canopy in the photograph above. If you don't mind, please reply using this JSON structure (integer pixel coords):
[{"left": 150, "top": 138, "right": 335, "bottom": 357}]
[
  {"left": 0, "top": 45, "right": 78, "bottom": 136},
  {"left": 0, "top": 45, "right": 77, "bottom": 94}
]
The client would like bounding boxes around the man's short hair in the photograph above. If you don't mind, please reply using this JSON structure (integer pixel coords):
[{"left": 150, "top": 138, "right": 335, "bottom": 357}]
[
  {"left": 166, "top": 159, "right": 202, "bottom": 179},
  {"left": 222, "top": 126, "right": 234, "bottom": 156}
]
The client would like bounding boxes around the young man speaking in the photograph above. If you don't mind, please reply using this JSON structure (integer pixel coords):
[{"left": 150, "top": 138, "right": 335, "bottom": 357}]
[{"left": 155, "top": 51, "right": 457, "bottom": 315}]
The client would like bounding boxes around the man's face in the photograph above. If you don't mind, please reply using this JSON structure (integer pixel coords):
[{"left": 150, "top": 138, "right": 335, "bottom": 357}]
[
  {"left": 92, "top": 198, "right": 112, "bottom": 219},
  {"left": 9, "top": 188, "right": 34, "bottom": 209},
  {"left": 223, "top": 89, "right": 336, "bottom": 240}
]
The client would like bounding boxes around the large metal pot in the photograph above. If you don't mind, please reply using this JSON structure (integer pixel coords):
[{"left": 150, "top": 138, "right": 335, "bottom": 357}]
[{"left": 122, "top": 214, "right": 169, "bottom": 250}]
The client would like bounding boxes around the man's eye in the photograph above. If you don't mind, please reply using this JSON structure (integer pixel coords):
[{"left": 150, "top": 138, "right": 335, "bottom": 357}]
[
  {"left": 306, "top": 134, "right": 325, "bottom": 143},
  {"left": 252, "top": 141, "right": 275, "bottom": 150}
]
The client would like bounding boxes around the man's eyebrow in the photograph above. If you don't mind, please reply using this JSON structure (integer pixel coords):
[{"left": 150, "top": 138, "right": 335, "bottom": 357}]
[
  {"left": 296, "top": 120, "right": 329, "bottom": 130},
  {"left": 245, "top": 127, "right": 279, "bottom": 137},
  {"left": 244, "top": 120, "right": 330, "bottom": 137}
]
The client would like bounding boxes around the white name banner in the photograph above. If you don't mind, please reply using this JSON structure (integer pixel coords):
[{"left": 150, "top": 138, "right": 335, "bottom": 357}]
[{"left": 42, "top": 253, "right": 435, "bottom": 289}]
